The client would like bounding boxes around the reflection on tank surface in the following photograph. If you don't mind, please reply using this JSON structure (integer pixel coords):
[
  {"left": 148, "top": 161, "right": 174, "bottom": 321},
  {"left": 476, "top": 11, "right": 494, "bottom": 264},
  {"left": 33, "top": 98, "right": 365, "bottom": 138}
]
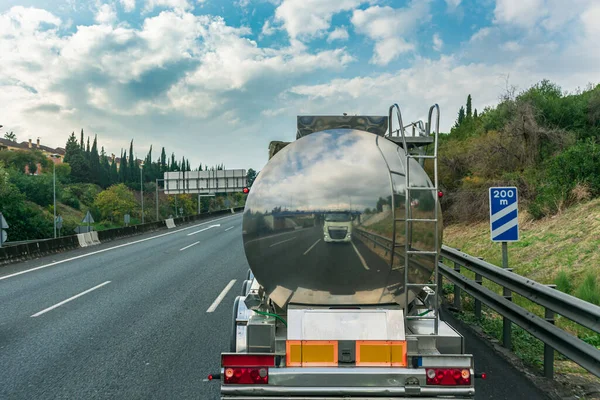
[{"left": 243, "top": 129, "right": 442, "bottom": 308}]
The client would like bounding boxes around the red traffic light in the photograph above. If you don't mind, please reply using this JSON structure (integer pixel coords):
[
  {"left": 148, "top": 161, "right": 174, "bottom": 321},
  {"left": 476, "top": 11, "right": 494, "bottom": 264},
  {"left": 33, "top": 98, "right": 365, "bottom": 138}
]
[{"left": 243, "top": 187, "right": 250, "bottom": 194}]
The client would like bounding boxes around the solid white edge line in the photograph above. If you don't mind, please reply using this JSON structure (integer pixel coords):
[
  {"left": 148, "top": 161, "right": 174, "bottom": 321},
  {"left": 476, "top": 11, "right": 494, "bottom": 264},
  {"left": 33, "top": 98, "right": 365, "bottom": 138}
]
[
  {"left": 31, "top": 281, "right": 111, "bottom": 317},
  {"left": 351, "top": 241, "right": 370, "bottom": 270},
  {"left": 269, "top": 237, "right": 296, "bottom": 248},
  {"left": 187, "top": 224, "right": 221, "bottom": 236},
  {"left": 179, "top": 241, "right": 200, "bottom": 251},
  {"left": 206, "top": 279, "right": 237, "bottom": 313},
  {"left": 0, "top": 214, "right": 241, "bottom": 282},
  {"left": 303, "top": 239, "right": 321, "bottom": 255},
  {"left": 224, "top": 226, "right": 234, "bottom": 232}
]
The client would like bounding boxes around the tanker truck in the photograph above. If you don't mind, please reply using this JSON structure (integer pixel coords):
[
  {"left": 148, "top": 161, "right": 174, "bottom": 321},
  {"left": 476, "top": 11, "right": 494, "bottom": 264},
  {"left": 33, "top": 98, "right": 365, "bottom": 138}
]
[{"left": 211, "top": 106, "right": 483, "bottom": 398}]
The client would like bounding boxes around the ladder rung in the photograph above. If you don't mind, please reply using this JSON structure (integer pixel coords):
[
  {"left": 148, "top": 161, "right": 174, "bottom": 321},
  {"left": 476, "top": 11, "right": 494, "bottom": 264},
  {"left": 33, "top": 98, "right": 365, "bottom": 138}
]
[
  {"left": 408, "top": 155, "right": 436, "bottom": 159},
  {"left": 406, "top": 315, "right": 436, "bottom": 320},
  {"left": 406, "top": 187, "right": 438, "bottom": 191},
  {"left": 398, "top": 218, "right": 437, "bottom": 222},
  {"left": 406, "top": 283, "right": 438, "bottom": 288},
  {"left": 390, "top": 171, "right": 405, "bottom": 176},
  {"left": 405, "top": 250, "right": 438, "bottom": 255}
]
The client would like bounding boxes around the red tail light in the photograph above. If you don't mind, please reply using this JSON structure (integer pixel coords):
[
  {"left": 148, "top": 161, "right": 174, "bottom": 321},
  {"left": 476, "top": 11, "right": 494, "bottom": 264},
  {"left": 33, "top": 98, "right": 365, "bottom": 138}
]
[
  {"left": 222, "top": 354, "right": 273, "bottom": 385},
  {"left": 224, "top": 367, "right": 268, "bottom": 384},
  {"left": 426, "top": 368, "right": 471, "bottom": 386},
  {"left": 222, "top": 354, "right": 275, "bottom": 367}
]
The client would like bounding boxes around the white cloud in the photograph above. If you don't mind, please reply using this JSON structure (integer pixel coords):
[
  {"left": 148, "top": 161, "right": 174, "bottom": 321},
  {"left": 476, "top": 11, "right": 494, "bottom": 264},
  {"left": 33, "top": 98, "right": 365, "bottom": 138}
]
[
  {"left": 470, "top": 27, "right": 492, "bottom": 42},
  {"left": 95, "top": 3, "right": 117, "bottom": 25},
  {"left": 501, "top": 41, "right": 521, "bottom": 52},
  {"left": 445, "top": 0, "right": 461, "bottom": 10},
  {"left": 581, "top": 3, "right": 600, "bottom": 36},
  {"left": 261, "top": 20, "right": 276, "bottom": 36},
  {"left": 120, "top": 0, "right": 136, "bottom": 12},
  {"left": 143, "top": 0, "right": 203, "bottom": 12},
  {"left": 274, "top": 0, "right": 365, "bottom": 40},
  {"left": 493, "top": 0, "right": 545, "bottom": 28},
  {"left": 433, "top": 33, "right": 443, "bottom": 51},
  {"left": 351, "top": 1, "right": 431, "bottom": 65},
  {"left": 327, "top": 27, "right": 349, "bottom": 43}
]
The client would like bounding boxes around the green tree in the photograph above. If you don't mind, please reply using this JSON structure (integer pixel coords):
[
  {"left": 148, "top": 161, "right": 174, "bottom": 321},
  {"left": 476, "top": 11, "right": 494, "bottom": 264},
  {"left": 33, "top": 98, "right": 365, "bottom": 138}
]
[
  {"left": 90, "top": 135, "right": 101, "bottom": 185},
  {"left": 64, "top": 132, "right": 90, "bottom": 182},
  {"left": 466, "top": 94, "right": 472, "bottom": 119},
  {"left": 0, "top": 162, "right": 52, "bottom": 240},
  {"left": 160, "top": 147, "right": 167, "bottom": 173},
  {"left": 246, "top": 168, "right": 257, "bottom": 187},
  {"left": 128, "top": 140, "right": 135, "bottom": 181},
  {"left": 4, "top": 131, "right": 16, "bottom": 141},
  {"left": 455, "top": 106, "right": 465, "bottom": 127},
  {"left": 474, "top": 108, "right": 478, "bottom": 119},
  {"left": 94, "top": 183, "right": 137, "bottom": 223}
]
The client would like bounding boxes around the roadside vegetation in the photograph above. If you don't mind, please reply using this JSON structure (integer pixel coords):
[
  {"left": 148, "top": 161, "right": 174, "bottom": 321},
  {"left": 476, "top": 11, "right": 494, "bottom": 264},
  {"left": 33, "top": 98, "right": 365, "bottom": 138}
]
[
  {"left": 438, "top": 80, "right": 600, "bottom": 381},
  {"left": 0, "top": 131, "right": 254, "bottom": 241},
  {"left": 437, "top": 80, "right": 600, "bottom": 223}
]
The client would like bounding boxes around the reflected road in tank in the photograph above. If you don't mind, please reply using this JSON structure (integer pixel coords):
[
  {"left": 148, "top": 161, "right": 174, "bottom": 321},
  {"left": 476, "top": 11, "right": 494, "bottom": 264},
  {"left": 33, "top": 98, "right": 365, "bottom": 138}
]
[{"left": 243, "top": 129, "right": 440, "bottom": 308}]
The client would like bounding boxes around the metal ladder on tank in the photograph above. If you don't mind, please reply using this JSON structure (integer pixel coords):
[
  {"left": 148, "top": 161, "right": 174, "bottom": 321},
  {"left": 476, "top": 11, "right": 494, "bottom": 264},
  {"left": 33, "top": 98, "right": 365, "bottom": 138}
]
[{"left": 388, "top": 103, "right": 441, "bottom": 335}]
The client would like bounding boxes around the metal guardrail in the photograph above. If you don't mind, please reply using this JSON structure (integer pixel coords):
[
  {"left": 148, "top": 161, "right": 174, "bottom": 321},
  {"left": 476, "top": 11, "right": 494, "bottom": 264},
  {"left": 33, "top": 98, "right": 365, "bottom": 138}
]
[{"left": 355, "top": 228, "right": 600, "bottom": 379}]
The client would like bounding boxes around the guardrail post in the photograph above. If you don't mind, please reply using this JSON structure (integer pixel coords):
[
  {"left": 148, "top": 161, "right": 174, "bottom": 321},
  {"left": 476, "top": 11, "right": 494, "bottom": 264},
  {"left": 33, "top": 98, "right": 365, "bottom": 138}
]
[
  {"left": 475, "top": 272, "right": 482, "bottom": 319},
  {"left": 453, "top": 261, "right": 461, "bottom": 310},
  {"left": 544, "top": 284, "right": 556, "bottom": 379}
]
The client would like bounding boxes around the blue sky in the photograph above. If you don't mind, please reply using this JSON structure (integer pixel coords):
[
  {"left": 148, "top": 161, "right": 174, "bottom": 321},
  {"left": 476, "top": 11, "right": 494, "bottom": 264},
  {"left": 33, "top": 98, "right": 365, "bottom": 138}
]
[{"left": 1, "top": 0, "right": 598, "bottom": 170}]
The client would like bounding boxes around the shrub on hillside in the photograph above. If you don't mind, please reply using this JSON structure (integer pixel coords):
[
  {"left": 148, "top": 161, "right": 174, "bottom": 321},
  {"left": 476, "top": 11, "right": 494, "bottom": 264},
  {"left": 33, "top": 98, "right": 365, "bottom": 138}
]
[
  {"left": 528, "top": 139, "right": 600, "bottom": 219},
  {"left": 576, "top": 274, "right": 600, "bottom": 306},
  {"left": 9, "top": 172, "right": 54, "bottom": 207},
  {"left": 94, "top": 184, "right": 137, "bottom": 223},
  {"left": 554, "top": 270, "right": 572, "bottom": 295}
]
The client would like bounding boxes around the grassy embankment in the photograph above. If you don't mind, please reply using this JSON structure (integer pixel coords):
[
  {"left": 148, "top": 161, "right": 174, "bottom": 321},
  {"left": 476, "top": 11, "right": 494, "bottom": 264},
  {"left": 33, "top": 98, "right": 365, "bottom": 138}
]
[{"left": 443, "top": 199, "right": 600, "bottom": 374}]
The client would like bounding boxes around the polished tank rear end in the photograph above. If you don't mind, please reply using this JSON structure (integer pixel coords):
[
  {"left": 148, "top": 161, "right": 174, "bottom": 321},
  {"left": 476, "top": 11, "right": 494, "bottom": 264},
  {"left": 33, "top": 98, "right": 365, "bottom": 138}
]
[{"left": 242, "top": 128, "right": 442, "bottom": 308}]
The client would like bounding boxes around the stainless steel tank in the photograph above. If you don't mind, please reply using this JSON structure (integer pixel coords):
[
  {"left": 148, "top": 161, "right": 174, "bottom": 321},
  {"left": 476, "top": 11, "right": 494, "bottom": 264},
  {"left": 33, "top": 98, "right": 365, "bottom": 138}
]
[{"left": 243, "top": 129, "right": 442, "bottom": 308}]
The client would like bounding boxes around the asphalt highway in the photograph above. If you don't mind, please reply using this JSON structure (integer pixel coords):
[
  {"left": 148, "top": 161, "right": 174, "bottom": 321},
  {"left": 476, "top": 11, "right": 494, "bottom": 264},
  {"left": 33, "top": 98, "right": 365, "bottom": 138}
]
[{"left": 0, "top": 213, "right": 549, "bottom": 399}]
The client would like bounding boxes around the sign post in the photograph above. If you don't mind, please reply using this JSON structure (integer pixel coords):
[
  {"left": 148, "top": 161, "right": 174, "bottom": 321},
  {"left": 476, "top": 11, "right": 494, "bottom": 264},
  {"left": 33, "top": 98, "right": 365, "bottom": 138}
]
[
  {"left": 55, "top": 216, "right": 63, "bottom": 237},
  {"left": 82, "top": 211, "right": 94, "bottom": 233},
  {"left": 0, "top": 212, "right": 8, "bottom": 248},
  {"left": 489, "top": 186, "right": 519, "bottom": 350}
]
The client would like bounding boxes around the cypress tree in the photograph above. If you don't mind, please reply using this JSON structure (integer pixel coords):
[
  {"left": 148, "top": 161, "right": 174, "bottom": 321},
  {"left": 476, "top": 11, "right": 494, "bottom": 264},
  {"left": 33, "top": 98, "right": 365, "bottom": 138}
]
[
  {"left": 466, "top": 94, "right": 472, "bottom": 119},
  {"left": 80, "top": 129, "right": 84, "bottom": 149},
  {"left": 90, "top": 135, "right": 100, "bottom": 185},
  {"left": 456, "top": 106, "right": 465, "bottom": 127},
  {"left": 160, "top": 147, "right": 167, "bottom": 173},
  {"left": 128, "top": 140, "right": 135, "bottom": 181},
  {"left": 474, "top": 108, "right": 478, "bottom": 118}
]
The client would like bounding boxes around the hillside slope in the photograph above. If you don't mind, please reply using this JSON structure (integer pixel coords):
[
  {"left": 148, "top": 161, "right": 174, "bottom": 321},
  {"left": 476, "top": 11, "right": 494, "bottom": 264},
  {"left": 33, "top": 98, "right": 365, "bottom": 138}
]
[{"left": 443, "top": 198, "right": 600, "bottom": 290}]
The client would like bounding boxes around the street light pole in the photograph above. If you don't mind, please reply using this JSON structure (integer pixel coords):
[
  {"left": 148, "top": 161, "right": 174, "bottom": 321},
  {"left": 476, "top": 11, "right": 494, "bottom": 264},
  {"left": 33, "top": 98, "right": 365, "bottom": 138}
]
[
  {"left": 52, "top": 155, "right": 59, "bottom": 238},
  {"left": 53, "top": 161, "right": 56, "bottom": 238},
  {"left": 140, "top": 162, "right": 145, "bottom": 224}
]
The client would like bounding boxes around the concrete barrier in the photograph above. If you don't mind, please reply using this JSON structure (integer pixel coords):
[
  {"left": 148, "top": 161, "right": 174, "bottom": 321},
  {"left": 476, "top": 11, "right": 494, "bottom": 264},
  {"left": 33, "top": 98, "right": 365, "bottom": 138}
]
[
  {"left": 77, "top": 233, "right": 88, "bottom": 247},
  {"left": 83, "top": 232, "right": 94, "bottom": 246},
  {"left": 1, "top": 207, "right": 245, "bottom": 266},
  {"left": 91, "top": 231, "right": 101, "bottom": 245}
]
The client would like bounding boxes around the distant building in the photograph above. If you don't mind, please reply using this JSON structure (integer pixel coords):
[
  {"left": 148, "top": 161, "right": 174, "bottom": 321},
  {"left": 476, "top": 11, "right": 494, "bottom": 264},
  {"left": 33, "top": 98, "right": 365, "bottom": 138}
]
[{"left": 0, "top": 137, "right": 66, "bottom": 174}]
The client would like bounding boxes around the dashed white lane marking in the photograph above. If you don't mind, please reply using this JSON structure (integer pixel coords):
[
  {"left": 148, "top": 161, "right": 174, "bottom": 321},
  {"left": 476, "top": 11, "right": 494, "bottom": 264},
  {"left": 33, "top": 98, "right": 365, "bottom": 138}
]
[
  {"left": 0, "top": 214, "right": 241, "bottom": 282},
  {"left": 180, "top": 241, "right": 200, "bottom": 251},
  {"left": 31, "top": 281, "right": 111, "bottom": 317},
  {"left": 269, "top": 237, "right": 296, "bottom": 248},
  {"left": 206, "top": 279, "right": 236, "bottom": 313},
  {"left": 303, "top": 239, "right": 321, "bottom": 255},
  {"left": 225, "top": 226, "right": 234, "bottom": 232},
  {"left": 187, "top": 224, "right": 221, "bottom": 236}
]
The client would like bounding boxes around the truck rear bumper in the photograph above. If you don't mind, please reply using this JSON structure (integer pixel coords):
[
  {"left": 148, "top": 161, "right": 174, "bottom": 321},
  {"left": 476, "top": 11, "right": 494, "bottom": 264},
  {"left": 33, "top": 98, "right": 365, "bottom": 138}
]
[{"left": 222, "top": 385, "right": 473, "bottom": 398}]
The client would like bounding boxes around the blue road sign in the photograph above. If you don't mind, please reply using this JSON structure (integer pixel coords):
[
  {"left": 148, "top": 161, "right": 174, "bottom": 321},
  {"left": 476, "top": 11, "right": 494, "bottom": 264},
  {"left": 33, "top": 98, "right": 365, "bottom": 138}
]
[{"left": 489, "top": 187, "right": 519, "bottom": 242}]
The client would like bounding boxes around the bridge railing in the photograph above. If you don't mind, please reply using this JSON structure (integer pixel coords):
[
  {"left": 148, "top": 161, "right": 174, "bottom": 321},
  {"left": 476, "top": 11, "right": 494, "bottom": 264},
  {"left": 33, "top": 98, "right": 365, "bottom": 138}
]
[{"left": 354, "top": 228, "right": 600, "bottom": 379}]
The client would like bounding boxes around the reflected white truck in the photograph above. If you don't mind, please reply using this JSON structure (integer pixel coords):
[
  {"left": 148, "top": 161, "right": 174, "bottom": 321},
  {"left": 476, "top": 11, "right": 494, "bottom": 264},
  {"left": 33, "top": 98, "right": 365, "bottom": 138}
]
[{"left": 323, "top": 213, "right": 353, "bottom": 243}]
